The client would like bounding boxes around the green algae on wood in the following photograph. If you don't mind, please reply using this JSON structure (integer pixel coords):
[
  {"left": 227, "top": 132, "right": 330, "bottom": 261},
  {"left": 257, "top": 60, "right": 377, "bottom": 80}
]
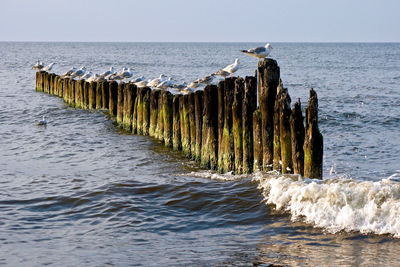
[
  {"left": 142, "top": 87, "right": 151, "bottom": 136},
  {"left": 88, "top": 81, "right": 97, "bottom": 109},
  {"left": 232, "top": 78, "right": 244, "bottom": 174},
  {"left": 123, "top": 83, "right": 137, "bottom": 131},
  {"left": 109, "top": 81, "right": 118, "bottom": 117},
  {"left": 194, "top": 90, "right": 204, "bottom": 161},
  {"left": 290, "top": 99, "right": 305, "bottom": 176},
  {"left": 279, "top": 88, "right": 293, "bottom": 174},
  {"left": 242, "top": 76, "right": 257, "bottom": 174},
  {"left": 180, "top": 94, "right": 191, "bottom": 157},
  {"left": 253, "top": 109, "right": 263, "bottom": 172},
  {"left": 172, "top": 94, "right": 182, "bottom": 150},
  {"left": 201, "top": 84, "right": 218, "bottom": 169},
  {"left": 149, "top": 89, "right": 161, "bottom": 137},
  {"left": 162, "top": 91, "right": 173, "bottom": 147}
]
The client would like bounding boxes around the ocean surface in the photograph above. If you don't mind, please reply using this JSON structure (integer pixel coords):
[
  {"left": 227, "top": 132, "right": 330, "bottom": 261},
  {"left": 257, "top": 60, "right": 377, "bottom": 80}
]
[{"left": 0, "top": 42, "right": 399, "bottom": 266}]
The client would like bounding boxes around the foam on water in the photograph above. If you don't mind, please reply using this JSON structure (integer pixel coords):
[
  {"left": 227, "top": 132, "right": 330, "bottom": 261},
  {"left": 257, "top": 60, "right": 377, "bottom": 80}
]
[{"left": 253, "top": 171, "right": 400, "bottom": 237}]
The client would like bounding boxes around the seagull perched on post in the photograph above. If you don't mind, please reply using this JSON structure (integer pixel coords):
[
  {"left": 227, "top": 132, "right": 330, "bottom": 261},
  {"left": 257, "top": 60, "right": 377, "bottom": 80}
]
[
  {"left": 42, "top": 62, "right": 56, "bottom": 72},
  {"left": 32, "top": 60, "right": 44, "bottom": 70},
  {"left": 98, "top": 67, "right": 115, "bottom": 78},
  {"left": 221, "top": 58, "right": 240, "bottom": 77},
  {"left": 61, "top": 66, "right": 76, "bottom": 77},
  {"left": 70, "top": 67, "right": 86, "bottom": 79},
  {"left": 241, "top": 43, "right": 273, "bottom": 60}
]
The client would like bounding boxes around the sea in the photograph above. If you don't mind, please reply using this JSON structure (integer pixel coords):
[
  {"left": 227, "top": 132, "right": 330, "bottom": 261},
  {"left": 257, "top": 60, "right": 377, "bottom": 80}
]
[{"left": 0, "top": 42, "right": 399, "bottom": 266}]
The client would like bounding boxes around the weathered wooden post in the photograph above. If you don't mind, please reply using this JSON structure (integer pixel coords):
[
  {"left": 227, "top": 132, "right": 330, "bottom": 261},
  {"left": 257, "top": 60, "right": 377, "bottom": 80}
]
[
  {"left": 102, "top": 81, "right": 109, "bottom": 110},
  {"left": 109, "top": 81, "right": 118, "bottom": 116},
  {"left": 149, "top": 89, "right": 161, "bottom": 137},
  {"left": 290, "top": 99, "right": 305, "bottom": 176},
  {"left": 188, "top": 93, "right": 196, "bottom": 159},
  {"left": 132, "top": 90, "right": 138, "bottom": 134},
  {"left": 70, "top": 79, "right": 76, "bottom": 106},
  {"left": 233, "top": 78, "right": 244, "bottom": 174},
  {"left": 218, "top": 77, "right": 236, "bottom": 173},
  {"left": 217, "top": 80, "right": 225, "bottom": 158},
  {"left": 75, "top": 79, "right": 83, "bottom": 108},
  {"left": 142, "top": 87, "right": 151, "bottom": 135},
  {"left": 279, "top": 88, "right": 292, "bottom": 174},
  {"left": 58, "top": 77, "right": 64, "bottom": 98},
  {"left": 123, "top": 83, "right": 136, "bottom": 131},
  {"left": 172, "top": 94, "right": 182, "bottom": 150},
  {"left": 95, "top": 82, "right": 102, "bottom": 109},
  {"left": 136, "top": 87, "right": 144, "bottom": 134},
  {"left": 117, "top": 82, "right": 125, "bottom": 125},
  {"left": 43, "top": 72, "right": 48, "bottom": 93},
  {"left": 53, "top": 75, "right": 58, "bottom": 95},
  {"left": 162, "top": 91, "right": 173, "bottom": 147},
  {"left": 304, "top": 89, "right": 323, "bottom": 179},
  {"left": 242, "top": 76, "right": 257, "bottom": 174},
  {"left": 83, "top": 81, "right": 89, "bottom": 109},
  {"left": 201, "top": 84, "right": 218, "bottom": 169},
  {"left": 155, "top": 91, "right": 164, "bottom": 141},
  {"left": 88, "top": 81, "right": 97, "bottom": 109},
  {"left": 194, "top": 90, "right": 203, "bottom": 161},
  {"left": 35, "top": 71, "right": 42, "bottom": 92},
  {"left": 258, "top": 59, "right": 280, "bottom": 171},
  {"left": 253, "top": 109, "right": 263, "bottom": 172},
  {"left": 273, "top": 80, "right": 283, "bottom": 172},
  {"left": 180, "top": 94, "right": 191, "bottom": 156}
]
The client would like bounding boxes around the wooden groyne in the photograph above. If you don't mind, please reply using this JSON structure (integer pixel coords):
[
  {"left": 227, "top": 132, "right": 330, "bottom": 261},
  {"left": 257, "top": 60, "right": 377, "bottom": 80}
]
[{"left": 35, "top": 59, "right": 323, "bottom": 178}]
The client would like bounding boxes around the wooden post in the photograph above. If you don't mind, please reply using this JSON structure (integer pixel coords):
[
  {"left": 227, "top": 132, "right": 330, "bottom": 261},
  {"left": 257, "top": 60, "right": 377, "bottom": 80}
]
[
  {"left": 279, "top": 88, "right": 292, "bottom": 174},
  {"left": 75, "top": 80, "right": 83, "bottom": 108},
  {"left": 188, "top": 93, "right": 196, "bottom": 159},
  {"left": 123, "top": 83, "right": 136, "bottom": 131},
  {"left": 253, "top": 109, "right": 263, "bottom": 172},
  {"left": 273, "top": 80, "right": 283, "bottom": 172},
  {"left": 218, "top": 77, "right": 236, "bottom": 173},
  {"left": 162, "top": 91, "right": 173, "bottom": 147},
  {"left": 58, "top": 77, "right": 64, "bottom": 98},
  {"left": 149, "top": 89, "right": 161, "bottom": 137},
  {"left": 194, "top": 90, "right": 203, "bottom": 161},
  {"left": 217, "top": 80, "right": 225, "bottom": 158},
  {"left": 290, "top": 99, "right": 305, "bottom": 176},
  {"left": 180, "top": 94, "right": 191, "bottom": 157},
  {"left": 83, "top": 81, "right": 89, "bottom": 109},
  {"left": 53, "top": 75, "right": 58, "bottom": 95},
  {"left": 142, "top": 87, "right": 151, "bottom": 135},
  {"left": 258, "top": 59, "right": 280, "bottom": 171},
  {"left": 304, "top": 89, "right": 323, "bottom": 179},
  {"left": 70, "top": 79, "right": 76, "bottom": 106},
  {"left": 242, "top": 76, "right": 257, "bottom": 174},
  {"left": 172, "top": 94, "right": 182, "bottom": 150},
  {"left": 232, "top": 78, "right": 244, "bottom": 174},
  {"left": 156, "top": 91, "right": 164, "bottom": 141},
  {"left": 117, "top": 82, "right": 125, "bottom": 125},
  {"left": 88, "top": 81, "right": 97, "bottom": 109},
  {"left": 96, "top": 82, "right": 103, "bottom": 109},
  {"left": 136, "top": 87, "right": 144, "bottom": 134},
  {"left": 102, "top": 81, "right": 109, "bottom": 110},
  {"left": 201, "top": 84, "right": 218, "bottom": 169},
  {"left": 109, "top": 81, "right": 118, "bottom": 117},
  {"left": 132, "top": 91, "right": 138, "bottom": 134},
  {"left": 35, "top": 71, "right": 42, "bottom": 92}
]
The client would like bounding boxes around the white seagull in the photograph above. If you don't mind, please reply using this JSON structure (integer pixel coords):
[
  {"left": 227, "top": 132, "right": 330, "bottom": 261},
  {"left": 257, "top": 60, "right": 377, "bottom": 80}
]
[
  {"left": 130, "top": 76, "right": 145, "bottom": 83},
  {"left": 42, "top": 62, "right": 56, "bottom": 72},
  {"left": 213, "top": 69, "right": 230, "bottom": 78},
  {"left": 222, "top": 58, "right": 240, "bottom": 76},
  {"left": 157, "top": 77, "right": 175, "bottom": 89},
  {"left": 37, "top": 115, "right": 47, "bottom": 126},
  {"left": 147, "top": 74, "right": 167, "bottom": 87},
  {"left": 71, "top": 67, "right": 86, "bottom": 79},
  {"left": 61, "top": 66, "right": 76, "bottom": 77},
  {"left": 135, "top": 79, "right": 151, "bottom": 88},
  {"left": 241, "top": 43, "right": 273, "bottom": 59},
  {"left": 98, "top": 67, "right": 115, "bottom": 78},
  {"left": 81, "top": 71, "right": 93, "bottom": 80},
  {"left": 197, "top": 74, "right": 215, "bottom": 85},
  {"left": 32, "top": 60, "right": 44, "bottom": 70},
  {"left": 120, "top": 68, "right": 133, "bottom": 81}
]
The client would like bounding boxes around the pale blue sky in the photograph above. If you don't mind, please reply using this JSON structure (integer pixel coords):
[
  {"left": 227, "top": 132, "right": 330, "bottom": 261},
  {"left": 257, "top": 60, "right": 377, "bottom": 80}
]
[{"left": 1, "top": 0, "right": 399, "bottom": 42}]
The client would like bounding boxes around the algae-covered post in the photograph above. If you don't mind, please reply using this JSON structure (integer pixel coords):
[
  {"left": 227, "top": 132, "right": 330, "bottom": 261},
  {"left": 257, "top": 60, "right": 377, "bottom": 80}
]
[
  {"left": 123, "top": 83, "right": 137, "bottom": 131},
  {"left": 143, "top": 87, "right": 151, "bottom": 136},
  {"left": 232, "top": 78, "right": 244, "bottom": 174},
  {"left": 95, "top": 82, "right": 102, "bottom": 109},
  {"left": 290, "top": 99, "right": 305, "bottom": 176},
  {"left": 201, "top": 84, "right": 218, "bottom": 169},
  {"left": 149, "top": 89, "right": 161, "bottom": 137},
  {"left": 180, "top": 94, "right": 191, "bottom": 156},
  {"left": 304, "top": 88, "right": 323, "bottom": 179},
  {"left": 194, "top": 90, "right": 204, "bottom": 161},
  {"left": 258, "top": 58, "right": 280, "bottom": 171},
  {"left": 117, "top": 82, "right": 125, "bottom": 125},
  {"left": 242, "top": 76, "right": 257, "bottom": 174},
  {"left": 102, "top": 81, "right": 109, "bottom": 110},
  {"left": 88, "top": 81, "right": 97, "bottom": 109},
  {"left": 253, "top": 109, "right": 262, "bottom": 172},
  {"left": 273, "top": 81, "right": 283, "bottom": 172},
  {"left": 109, "top": 81, "right": 118, "bottom": 116},
  {"left": 83, "top": 81, "right": 89, "bottom": 109},
  {"left": 162, "top": 91, "right": 173, "bottom": 147},
  {"left": 188, "top": 93, "right": 196, "bottom": 159},
  {"left": 279, "top": 88, "right": 292, "bottom": 174},
  {"left": 172, "top": 94, "right": 182, "bottom": 150}
]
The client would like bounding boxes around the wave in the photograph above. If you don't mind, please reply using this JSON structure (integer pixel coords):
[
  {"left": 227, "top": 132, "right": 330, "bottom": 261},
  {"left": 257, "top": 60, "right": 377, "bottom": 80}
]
[{"left": 253, "top": 171, "right": 400, "bottom": 237}]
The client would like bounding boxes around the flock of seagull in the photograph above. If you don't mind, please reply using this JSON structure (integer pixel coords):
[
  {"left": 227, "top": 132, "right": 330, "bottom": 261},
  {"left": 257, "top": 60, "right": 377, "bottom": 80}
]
[{"left": 33, "top": 43, "right": 273, "bottom": 95}]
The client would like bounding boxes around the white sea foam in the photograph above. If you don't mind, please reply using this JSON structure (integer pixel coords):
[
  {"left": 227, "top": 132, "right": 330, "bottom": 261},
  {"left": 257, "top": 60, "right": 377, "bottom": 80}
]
[
  {"left": 184, "top": 170, "right": 247, "bottom": 181},
  {"left": 254, "top": 172, "right": 400, "bottom": 237}
]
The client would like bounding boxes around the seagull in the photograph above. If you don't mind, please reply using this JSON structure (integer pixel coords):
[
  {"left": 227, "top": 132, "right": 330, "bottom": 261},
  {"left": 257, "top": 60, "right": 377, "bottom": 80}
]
[
  {"left": 180, "top": 87, "right": 194, "bottom": 95},
  {"left": 37, "top": 115, "right": 47, "bottom": 126},
  {"left": 86, "top": 74, "right": 98, "bottom": 82},
  {"left": 71, "top": 67, "right": 86, "bottom": 79},
  {"left": 94, "top": 75, "right": 107, "bottom": 82},
  {"left": 172, "top": 81, "right": 187, "bottom": 90},
  {"left": 130, "top": 76, "right": 145, "bottom": 83},
  {"left": 120, "top": 68, "right": 133, "bottom": 81},
  {"left": 61, "top": 66, "right": 76, "bottom": 77},
  {"left": 222, "top": 58, "right": 240, "bottom": 76},
  {"left": 147, "top": 74, "right": 167, "bottom": 87},
  {"left": 98, "top": 67, "right": 115, "bottom": 78},
  {"left": 241, "top": 43, "right": 273, "bottom": 60},
  {"left": 197, "top": 74, "right": 215, "bottom": 85},
  {"left": 32, "top": 60, "right": 44, "bottom": 70},
  {"left": 157, "top": 77, "right": 175, "bottom": 89},
  {"left": 213, "top": 69, "right": 231, "bottom": 78},
  {"left": 135, "top": 79, "right": 151, "bottom": 88},
  {"left": 187, "top": 81, "right": 200, "bottom": 88},
  {"left": 81, "top": 71, "right": 93, "bottom": 80},
  {"left": 42, "top": 62, "right": 56, "bottom": 72}
]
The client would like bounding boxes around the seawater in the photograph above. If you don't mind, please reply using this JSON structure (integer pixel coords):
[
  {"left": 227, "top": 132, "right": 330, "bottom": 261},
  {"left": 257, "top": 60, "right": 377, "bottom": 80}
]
[{"left": 0, "top": 42, "right": 399, "bottom": 266}]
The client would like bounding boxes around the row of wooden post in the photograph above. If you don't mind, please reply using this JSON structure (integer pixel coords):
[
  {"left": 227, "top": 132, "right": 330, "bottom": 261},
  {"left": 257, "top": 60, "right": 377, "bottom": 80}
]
[{"left": 35, "top": 59, "right": 323, "bottom": 178}]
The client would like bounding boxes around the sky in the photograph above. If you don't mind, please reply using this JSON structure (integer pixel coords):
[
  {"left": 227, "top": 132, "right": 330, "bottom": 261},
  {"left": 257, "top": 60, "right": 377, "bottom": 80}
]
[{"left": 1, "top": 0, "right": 399, "bottom": 42}]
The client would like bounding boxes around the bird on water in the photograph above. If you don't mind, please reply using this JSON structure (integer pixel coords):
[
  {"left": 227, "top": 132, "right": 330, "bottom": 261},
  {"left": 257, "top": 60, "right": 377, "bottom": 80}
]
[
  {"left": 37, "top": 115, "right": 47, "bottom": 126},
  {"left": 241, "top": 43, "right": 273, "bottom": 60}
]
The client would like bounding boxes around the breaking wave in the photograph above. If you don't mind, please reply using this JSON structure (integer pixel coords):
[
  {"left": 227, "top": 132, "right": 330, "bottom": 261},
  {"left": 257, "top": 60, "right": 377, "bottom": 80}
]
[{"left": 254, "top": 171, "right": 400, "bottom": 237}]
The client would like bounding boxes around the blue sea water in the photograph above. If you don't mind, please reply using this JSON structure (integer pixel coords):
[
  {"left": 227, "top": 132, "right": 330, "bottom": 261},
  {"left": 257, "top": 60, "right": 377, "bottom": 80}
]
[{"left": 0, "top": 42, "right": 399, "bottom": 266}]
